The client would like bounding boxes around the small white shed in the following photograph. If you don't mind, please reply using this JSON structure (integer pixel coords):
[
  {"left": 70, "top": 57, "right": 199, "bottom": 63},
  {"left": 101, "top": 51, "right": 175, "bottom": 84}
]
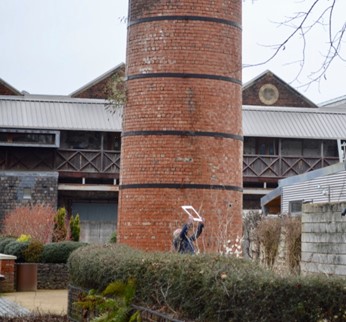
[{"left": 261, "top": 162, "right": 346, "bottom": 214}]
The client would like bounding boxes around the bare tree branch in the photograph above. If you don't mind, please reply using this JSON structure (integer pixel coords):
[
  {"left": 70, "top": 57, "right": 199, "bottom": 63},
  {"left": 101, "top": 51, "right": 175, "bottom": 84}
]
[{"left": 243, "top": 0, "right": 345, "bottom": 90}]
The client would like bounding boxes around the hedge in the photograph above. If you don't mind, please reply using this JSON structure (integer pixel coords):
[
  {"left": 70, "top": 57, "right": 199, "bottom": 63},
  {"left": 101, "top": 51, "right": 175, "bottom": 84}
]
[
  {"left": 41, "top": 241, "right": 87, "bottom": 263},
  {"left": 68, "top": 244, "right": 346, "bottom": 322},
  {"left": 0, "top": 237, "right": 87, "bottom": 264},
  {"left": 3, "top": 240, "right": 29, "bottom": 262},
  {"left": 0, "top": 236, "right": 16, "bottom": 253}
]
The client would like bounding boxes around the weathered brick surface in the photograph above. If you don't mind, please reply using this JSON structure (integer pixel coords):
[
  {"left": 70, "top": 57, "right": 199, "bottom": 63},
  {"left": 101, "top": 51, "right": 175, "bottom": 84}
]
[
  {"left": 119, "top": 0, "right": 243, "bottom": 252},
  {"left": 243, "top": 72, "right": 316, "bottom": 108},
  {"left": 72, "top": 77, "right": 113, "bottom": 99},
  {"left": 0, "top": 259, "right": 16, "bottom": 292},
  {"left": 0, "top": 171, "right": 58, "bottom": 221},
  {"left": 0, "top": 82, "right": 20, "bottom": 96},
  {"left": 72, "top": 64, "right": 125, "bottom": 99},
  {"left": 124, "top": 79, "right": 242, "bottom": 133}
]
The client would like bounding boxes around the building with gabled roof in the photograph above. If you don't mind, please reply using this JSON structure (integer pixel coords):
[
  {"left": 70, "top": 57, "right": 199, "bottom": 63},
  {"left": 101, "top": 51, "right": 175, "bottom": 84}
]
[
  {"left": 71, "top": 63, "right": 125, "bottom": 99},
  {"left": 243, "top": 70, "right": 317, "bottom": 108},
  {"left": 0, "top": 78, "right": 23, "bottom": 96},
  {"left": 1, "top": 68, "right": 345, "bottom": 241},
  {"left": 0, "top": 93, "right": 121, "bottom": 243}
]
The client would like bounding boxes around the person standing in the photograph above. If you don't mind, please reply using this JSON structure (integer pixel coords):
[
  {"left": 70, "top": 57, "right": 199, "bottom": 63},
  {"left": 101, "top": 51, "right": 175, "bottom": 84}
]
[{"left": 173, "top": 216, "right": 205, "bottom": 254}]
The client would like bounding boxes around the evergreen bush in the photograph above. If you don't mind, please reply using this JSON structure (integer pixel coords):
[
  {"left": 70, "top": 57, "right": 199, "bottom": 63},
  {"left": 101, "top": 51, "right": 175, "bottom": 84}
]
[
  {"left": 3, "top": 240, "right": 29, "bottom": 262},
  {"left": 68, "top": 244, "right": 346, "bottom": 322},
  {"left": 42, "top": 241, "right": 87, "bottom": 264},
  {"left": 52, "top": 207, "right": 67, "bottom": 242},
  {"left": 0, "top": 236, "right": 16, "bottom": 253},
  {"left": 69, "top": 214, "right": 80, "bottom": 242}
]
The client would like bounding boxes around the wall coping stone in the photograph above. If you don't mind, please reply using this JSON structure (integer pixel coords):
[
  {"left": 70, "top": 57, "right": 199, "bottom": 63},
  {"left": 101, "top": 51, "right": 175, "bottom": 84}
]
[{"left": 0, "top": 253, "right": 17, "bottom": 260}]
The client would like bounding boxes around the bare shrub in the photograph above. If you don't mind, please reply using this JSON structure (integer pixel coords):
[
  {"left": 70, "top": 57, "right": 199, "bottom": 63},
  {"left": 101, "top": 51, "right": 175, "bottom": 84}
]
[
  {"left": 242, "top": 210, "right": 263, "bottom": 259},
  {"left": 1, "top": 205, "right": 56, "bottom": 243},
  {"left": 255, "top": 217, "right": 282, "bottom": 268},
  {"left": 283, "top": 216, "right": 301, "bottom": 274}
]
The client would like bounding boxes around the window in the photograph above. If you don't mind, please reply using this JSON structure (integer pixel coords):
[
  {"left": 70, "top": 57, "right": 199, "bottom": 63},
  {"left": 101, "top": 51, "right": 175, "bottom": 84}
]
[
  {"left": 60, "top": 131, "right": 101, "bottom": 150},
  {"left": 302, "top": 139, "right": 320, "bottom": 157},
  {"left": 244, "top": 137, "right": 256, "bottom": 154},
  {"left": 281, "top": 139, "right": 302, "bottom": 156},
  {"left": 289, "top": 200, "right": 303, "bottom": 214},
  {"left": 257, "top": 138, "right": 277, "bottom": 155},
  {"left": 23, "top": 188, "right": 32, "bottom": 200},
  {"left": 0, "top": 130, "right": 59, "bottom": 148},
  {"left": 323, "top": 140, "right": 338, "bottom": 157}
]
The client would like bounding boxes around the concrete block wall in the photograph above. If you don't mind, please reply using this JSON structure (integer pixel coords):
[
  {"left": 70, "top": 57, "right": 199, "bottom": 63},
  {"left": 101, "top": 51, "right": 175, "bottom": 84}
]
[
  {"left": 301, "top": 202, "right": 346, "bottom": 277},
  {"left": 0, "top": 171, "right": 58, "bottom": 221}
]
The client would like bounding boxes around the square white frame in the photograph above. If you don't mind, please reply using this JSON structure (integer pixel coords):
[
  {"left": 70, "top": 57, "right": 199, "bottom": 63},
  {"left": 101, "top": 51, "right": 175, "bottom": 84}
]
[{"left": 181, "top": 205, "right": 203, "bottom": 222}]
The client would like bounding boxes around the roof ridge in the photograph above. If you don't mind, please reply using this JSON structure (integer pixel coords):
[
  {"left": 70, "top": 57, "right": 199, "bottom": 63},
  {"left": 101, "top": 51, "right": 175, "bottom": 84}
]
[{"left": 0, "top": 94, "right": 109, "bottom": 105}]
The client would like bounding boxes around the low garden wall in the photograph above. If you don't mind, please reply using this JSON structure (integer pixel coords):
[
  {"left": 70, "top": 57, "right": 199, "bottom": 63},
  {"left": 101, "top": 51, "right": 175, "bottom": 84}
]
[
  {"left": 37, "top": 263, "right": 69, "bottom": 289},
  {"left": 301, "top": 202, "right": 346, "bottom": 277}
]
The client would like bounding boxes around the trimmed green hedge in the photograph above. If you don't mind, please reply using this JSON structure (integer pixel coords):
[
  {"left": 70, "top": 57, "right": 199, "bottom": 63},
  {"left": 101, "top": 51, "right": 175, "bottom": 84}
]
[
  {"left": 3, "top": 240, "right": 29, "bottom": 262},
  {"left": 41, "top": 241, "right": 87, "bottom": 263},
  {"left": 0, "top": 237, "right": 16, "bottom": 253},
  {"left": 0, "top": 237, "right": 86, "bottom": 264},
  {"left": 68, "top": 244, "right": 346, "bottom": 322}
]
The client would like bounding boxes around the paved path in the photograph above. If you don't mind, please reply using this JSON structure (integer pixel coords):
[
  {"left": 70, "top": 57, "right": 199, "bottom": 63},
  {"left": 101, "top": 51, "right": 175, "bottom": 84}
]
[
  {"left": 0, "top": 297, "right": 30, "bottom": 317},
  {"left": 0, "top": 290, "right": 67, "bottom": 317}
]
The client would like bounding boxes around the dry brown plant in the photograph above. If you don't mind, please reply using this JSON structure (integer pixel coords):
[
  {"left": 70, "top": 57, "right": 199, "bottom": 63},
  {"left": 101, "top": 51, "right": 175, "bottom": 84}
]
[
  {"left": 1, "top": 204, "right": 56, "bottom": 243},
  {"left": 283, "top": 216, "right": 302, "bottom": 274},
  {"left": 255, "top": 217, "right": 282, "bottom": 268}
]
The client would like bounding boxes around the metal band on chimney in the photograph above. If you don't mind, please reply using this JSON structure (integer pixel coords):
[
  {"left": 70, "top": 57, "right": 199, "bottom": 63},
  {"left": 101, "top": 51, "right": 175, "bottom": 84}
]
[
  {"left": 128, "top": 15, "right": 242, "bottom": 30},
  {"left": 122, "top": 130, "right": 243, "bottom": 142}
]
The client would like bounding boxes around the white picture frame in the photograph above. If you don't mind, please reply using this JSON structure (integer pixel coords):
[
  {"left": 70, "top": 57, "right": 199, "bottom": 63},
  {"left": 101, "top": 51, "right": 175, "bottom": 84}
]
[{"left": 181, "top": 205, "right": 203, "bottom": 222}]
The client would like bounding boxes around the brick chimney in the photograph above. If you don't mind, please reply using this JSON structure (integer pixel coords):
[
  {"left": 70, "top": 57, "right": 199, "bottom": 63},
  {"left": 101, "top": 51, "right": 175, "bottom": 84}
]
[{"left": 118, "top": 0, "right": 243, "bottom": 252}]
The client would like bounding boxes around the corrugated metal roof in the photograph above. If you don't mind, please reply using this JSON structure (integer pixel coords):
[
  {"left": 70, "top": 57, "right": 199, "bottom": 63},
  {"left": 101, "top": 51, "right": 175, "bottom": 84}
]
[
  {"left": 0, "top": 95, "right": 122, "bottom": 132},
  {"left": 243, "top": 105, "right": 346, "bottom": 139},
  {"left": 320, "top": 94, "right": 346, "bottom": 108},
  {"left": 2, "top": 95, "right": 346, "bottom": 139}
]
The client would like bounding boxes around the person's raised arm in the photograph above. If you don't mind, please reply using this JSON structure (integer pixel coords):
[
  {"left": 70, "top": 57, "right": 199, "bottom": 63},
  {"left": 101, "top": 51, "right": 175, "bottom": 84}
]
[{"left": 190, "top": 217, "right": 205, "bottom": 241}]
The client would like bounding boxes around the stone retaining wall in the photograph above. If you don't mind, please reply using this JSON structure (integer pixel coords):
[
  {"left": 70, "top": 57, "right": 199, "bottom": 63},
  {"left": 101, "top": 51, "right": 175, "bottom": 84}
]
[{"left": 37, "top": 263, "right": 69, "bottom": 289}]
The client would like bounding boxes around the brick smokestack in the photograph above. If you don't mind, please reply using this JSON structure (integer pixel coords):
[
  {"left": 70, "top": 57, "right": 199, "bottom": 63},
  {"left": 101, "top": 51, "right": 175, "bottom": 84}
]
[{"left": 118, "top": 0, "right": 243, "bottom": 252}]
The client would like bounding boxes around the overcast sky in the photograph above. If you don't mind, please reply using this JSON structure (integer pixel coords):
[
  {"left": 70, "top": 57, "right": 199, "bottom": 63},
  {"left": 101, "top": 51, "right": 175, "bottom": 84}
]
[{"left": 0, "top": 0, "right": 345, "bottom": 104}]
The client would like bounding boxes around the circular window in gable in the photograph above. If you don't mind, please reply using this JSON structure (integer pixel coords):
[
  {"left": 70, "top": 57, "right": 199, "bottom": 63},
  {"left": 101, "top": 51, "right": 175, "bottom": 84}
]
[{"left": 258, "top": 84, "right": 279, "bottom": 105}]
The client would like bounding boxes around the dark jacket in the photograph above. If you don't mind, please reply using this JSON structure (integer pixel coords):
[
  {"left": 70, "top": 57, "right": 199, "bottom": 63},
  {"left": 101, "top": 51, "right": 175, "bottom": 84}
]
[{"left": 173, "top": 222, "right": 204, "bottom": 254}]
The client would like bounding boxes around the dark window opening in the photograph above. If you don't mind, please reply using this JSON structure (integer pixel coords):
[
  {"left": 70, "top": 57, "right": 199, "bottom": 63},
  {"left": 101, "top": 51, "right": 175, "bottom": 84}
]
[
  {"left": 289, "top": 200, "right": 303, "bottom": 214},
  {"left": 0, "top": 130, "right": 58, "bottom": 147}
]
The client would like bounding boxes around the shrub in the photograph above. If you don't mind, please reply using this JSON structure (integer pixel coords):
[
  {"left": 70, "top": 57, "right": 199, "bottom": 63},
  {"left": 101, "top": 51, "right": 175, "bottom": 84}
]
[
  {"left": 109, "top": 231, "right": 117, "bottom": 243},
  {"left": 69, "top": 214, "right": 80, "bottom": 242},
  {"left": 75, "top": 279, "right": 140, "bottom": 322},
  {"left": 41, "top": 241, "right": 87, "bottom": 264},
  {"left": 68, "top": 245, "right": 346, "bottom": 322},
  {"left": 255, "top": 216, "right": 282, "bottom": 267},
  {"left": 17, "top": 234, "right": 32, "bottom": 242},
  {"left": 284, "top": 216, "right": 301, "bottom": 274},
  {"left": 0, "top": 236, "right": 16, "bottom": 253},
  {"left": 1, "top": 205, "right": 56, "bottom": 243},
  {"left": 4, "top": 240, "right": 29, "bottom": 262},
  {"left": 52, "top": 208, "right": 67, "bottom": 242},
  {"left": 23, "top": 239, "right": 44, "bottom": 263}
]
